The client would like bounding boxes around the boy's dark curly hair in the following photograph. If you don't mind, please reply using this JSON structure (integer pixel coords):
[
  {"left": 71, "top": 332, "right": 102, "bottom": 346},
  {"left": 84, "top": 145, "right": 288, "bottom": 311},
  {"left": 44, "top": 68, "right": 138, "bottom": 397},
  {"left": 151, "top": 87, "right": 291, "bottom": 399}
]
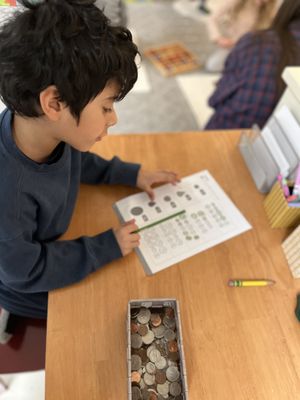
[{"left": 0, "top": 0, "right": 138, "bottom": 121}]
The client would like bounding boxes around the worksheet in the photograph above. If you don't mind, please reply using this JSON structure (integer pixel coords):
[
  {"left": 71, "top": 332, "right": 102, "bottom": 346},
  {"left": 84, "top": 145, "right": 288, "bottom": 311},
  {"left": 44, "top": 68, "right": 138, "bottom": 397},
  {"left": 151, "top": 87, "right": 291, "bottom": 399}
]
[{"left": 113, "top": 170, "right": 251, "bottom": 275}]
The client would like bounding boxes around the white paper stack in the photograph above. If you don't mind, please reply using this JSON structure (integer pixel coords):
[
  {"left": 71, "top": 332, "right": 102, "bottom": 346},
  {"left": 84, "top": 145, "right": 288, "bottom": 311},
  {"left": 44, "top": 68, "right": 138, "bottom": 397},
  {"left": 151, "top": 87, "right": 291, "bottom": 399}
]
[{"left": 239, "top": 67, "right": 300, "bottom": 193}]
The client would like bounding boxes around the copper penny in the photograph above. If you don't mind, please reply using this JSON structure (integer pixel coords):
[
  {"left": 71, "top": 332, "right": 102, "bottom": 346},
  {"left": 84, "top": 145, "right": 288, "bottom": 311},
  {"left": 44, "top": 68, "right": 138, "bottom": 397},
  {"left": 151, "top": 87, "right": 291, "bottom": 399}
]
[
  {"left": 131, "top": 322, "right": 139, "bottom": 334},
  {"left": 131, "top": 371, "right": 141, "bottom": 383},
  {"left": 164, "top": 307, "right": 175, "bottom": 318},
  {"left": 138, "top": 324, "right": 148, "bottom": 336},
  {"left": 149, "top": 393, "right": 158, "bottom": 400},
  {"left": 150, "top": 313, "right": 162, "bottom": 327},
  {"left": 168, "top": 340, "right": 178, "bottom": 353},
  {"left": 155, "top": 370, "right": 167, "bottom": 384},
  {"left": 136, "top": 348, "right": 148, "bottom": 364}
]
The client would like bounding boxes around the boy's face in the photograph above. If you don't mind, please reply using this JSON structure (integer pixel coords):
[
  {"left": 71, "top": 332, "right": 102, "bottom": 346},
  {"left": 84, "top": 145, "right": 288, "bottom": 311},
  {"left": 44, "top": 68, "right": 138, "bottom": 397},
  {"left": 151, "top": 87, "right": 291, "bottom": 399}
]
[{"left": 59, "top": 80, "right": 118, "bottom": 152}]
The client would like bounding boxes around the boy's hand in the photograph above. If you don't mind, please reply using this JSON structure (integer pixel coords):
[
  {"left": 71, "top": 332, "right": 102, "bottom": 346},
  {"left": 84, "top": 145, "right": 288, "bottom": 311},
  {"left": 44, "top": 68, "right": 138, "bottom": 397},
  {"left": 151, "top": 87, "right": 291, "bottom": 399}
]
[
  {"left": 137, "top": 169, "right": 180, "bottom": 200},
  {"left": 113, "top": 219, "right": 140, "bottom": 256}
]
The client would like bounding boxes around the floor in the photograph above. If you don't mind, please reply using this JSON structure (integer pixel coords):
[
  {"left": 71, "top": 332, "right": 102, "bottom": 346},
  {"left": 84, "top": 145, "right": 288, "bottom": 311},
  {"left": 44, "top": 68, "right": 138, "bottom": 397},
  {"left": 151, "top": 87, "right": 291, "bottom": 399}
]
[
  {"left": 0, "top": 1, "right": 221, "bottom": 398},
  {"left": 110, "top": 0, "right": 221, "bottom": 134}
]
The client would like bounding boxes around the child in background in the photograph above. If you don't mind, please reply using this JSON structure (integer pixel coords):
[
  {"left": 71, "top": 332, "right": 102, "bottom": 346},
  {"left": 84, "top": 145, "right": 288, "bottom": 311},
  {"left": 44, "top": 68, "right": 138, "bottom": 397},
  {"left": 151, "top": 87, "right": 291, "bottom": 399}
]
[
  {"left": 0, "top": 0, "right": 178, "bottom": 319},
  {"left": 205, "top": 0, "right": 300, "bottom": 130},
  {"left": 205, "top": 0, "right": 279, "bottom": 72}
]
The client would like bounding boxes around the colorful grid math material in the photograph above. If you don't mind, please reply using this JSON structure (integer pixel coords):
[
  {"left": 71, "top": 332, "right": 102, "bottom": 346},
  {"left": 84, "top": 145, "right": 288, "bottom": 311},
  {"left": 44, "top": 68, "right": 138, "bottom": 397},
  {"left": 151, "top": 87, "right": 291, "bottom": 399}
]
[{"left": 144, "top": 42, "right": 200, "bottom": 77}]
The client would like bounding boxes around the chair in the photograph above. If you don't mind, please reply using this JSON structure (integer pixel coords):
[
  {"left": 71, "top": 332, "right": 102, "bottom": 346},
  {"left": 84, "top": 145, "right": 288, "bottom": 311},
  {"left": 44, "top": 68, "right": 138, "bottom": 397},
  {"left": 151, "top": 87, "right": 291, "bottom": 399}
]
[{"left": 0, "top": 311, "right": 47, "bottom": 374}]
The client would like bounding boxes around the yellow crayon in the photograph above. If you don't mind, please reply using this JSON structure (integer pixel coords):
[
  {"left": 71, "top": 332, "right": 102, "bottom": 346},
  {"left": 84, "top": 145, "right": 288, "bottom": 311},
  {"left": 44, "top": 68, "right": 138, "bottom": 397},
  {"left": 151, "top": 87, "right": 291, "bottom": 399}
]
[{"left": 228, "top": 279, "right": 275, "bottom": 287}]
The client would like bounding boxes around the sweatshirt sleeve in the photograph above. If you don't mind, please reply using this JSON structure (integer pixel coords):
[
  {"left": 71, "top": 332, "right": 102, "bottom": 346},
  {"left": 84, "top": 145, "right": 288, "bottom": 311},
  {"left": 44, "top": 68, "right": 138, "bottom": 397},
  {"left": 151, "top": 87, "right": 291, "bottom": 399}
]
[
  {"left": 80, "top": 152, "right": 141, "bottom": 187},
  {"left": 0, "top": 229, "right": 122, "bottom": 293}
]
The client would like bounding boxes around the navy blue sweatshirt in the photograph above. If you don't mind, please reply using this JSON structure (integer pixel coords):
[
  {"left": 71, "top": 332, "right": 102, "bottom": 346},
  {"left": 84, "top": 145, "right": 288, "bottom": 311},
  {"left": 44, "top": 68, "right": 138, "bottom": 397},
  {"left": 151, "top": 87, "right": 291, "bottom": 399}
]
[{"left": 0, "top": 109, "right": 140, "bottom": 318}]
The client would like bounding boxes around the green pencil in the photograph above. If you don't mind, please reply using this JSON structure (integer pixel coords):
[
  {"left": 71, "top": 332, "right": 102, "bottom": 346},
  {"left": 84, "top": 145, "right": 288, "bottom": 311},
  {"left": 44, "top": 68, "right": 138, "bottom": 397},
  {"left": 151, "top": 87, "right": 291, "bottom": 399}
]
[{"left": 133, "top": 210, "right": 186, "bottom": 233}]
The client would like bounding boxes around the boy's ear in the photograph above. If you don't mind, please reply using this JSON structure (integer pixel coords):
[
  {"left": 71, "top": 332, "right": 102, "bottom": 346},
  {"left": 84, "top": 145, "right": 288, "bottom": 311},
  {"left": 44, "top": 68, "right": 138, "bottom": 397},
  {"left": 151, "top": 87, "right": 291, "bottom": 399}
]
[{"left": 39, "top": 85, "right": 65, "bottom": 121}]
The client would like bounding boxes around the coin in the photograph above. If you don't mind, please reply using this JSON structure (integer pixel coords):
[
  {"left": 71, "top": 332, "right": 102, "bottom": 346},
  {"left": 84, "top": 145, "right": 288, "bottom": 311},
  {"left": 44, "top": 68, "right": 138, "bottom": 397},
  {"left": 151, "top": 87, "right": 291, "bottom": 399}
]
[
  {"left": 164, "top": 307, "right": 175, "bottom": 318},
  {"left": 145, "top": 362, "right": 156, "bottom": 374},
  {"left": 131, "top": 333, "right": 143, "bottom": 349},
  {"left": 144, "top": 372, "right": 155, "bottom": 386},
  {"left": 155, "top": 356, "right": 167, "bottom": 370},
  {"left": 131, "top": 354, "right": 142, "bottom": 371},
  {"left": 148, "top": 393, "right": 158, "bottom": 400},
  {"left": 155, "top": 370, "right": 167, "bottom": 384},
  {"left": 166, "top": 366, "right": 180, "bottom": 382},
  {"left": 138, "top": 324, "right": 149, "bottom": 336},
  {"left": 164, "top": 328, "right": 176, "bottom": 342},
  {"left": 152, "top": 325, "right": 165, "bottom": 339},
  {"left": 131, "top": 371, "right": 141, "bottom": 384},
  {"left": 167, "top": 340, "right": 178, "bottom": 353},
  {"left": 142, "top": 330, "right": 155, "bottom": 345},
  {"left": 157, "top": 382, "right": 169, "bottom": 397},
  {"left": 155, "top": 342, "right": 168, "bottom": 358},
  {"left": 149, "top": 348, "right": 161, "bottom": 363},
  {"left": 137, "top": 308, "right": 151, "bottom": 324},
  {"left": 170, "top": 382, "right": 182, "bottom": 396},
  {"left": 150, "top": 313, "right": 162, "bottom": 327},
  {"left": 163, "top": 315, "right": 176, "bottom": 330},
  {"left": 131, "top": 321, "right": 139, "bottom": 334},
  {"left": 146, "top": 344, "right": 157, "bottom": 358},
  {"left": 132, "top": 385, "right": 142, "bottom": 400},
  {"left": 137, "top": 348, "right": 148, "bottom": 364}
]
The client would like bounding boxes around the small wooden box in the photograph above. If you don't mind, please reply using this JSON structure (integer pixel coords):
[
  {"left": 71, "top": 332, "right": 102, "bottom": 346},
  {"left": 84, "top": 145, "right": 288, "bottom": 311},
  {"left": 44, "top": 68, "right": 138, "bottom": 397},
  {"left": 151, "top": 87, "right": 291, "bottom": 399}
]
[{"left": 263, "top": 182, "right": 300, "bottom": 228}]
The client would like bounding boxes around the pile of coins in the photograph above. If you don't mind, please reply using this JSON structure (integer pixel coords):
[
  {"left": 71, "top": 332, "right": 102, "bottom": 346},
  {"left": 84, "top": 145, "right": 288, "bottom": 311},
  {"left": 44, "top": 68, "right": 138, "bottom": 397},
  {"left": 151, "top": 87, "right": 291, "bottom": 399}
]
[{"left": 130, "top": 306, "right": 184, "bottom": 400}]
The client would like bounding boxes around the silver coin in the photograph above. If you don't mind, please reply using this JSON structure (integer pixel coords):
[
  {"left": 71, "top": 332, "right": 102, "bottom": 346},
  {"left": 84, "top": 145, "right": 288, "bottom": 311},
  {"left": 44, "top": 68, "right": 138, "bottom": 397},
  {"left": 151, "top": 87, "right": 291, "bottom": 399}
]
[
  {"left": 144, "top": 372, "right": 156, "bottom": 386},
  {"left": 164, "top": 328, "right": 176, "bottom": 342},
  {"left": 145, "top": 362, "right": 156, "bottom": 375},
  {"left": 131, "top": 333, "right": 143, "bottom": 349},
  {"left": 132, "top": 385, "right": 142, "bottom": 400},
  {"left": 152, "top": 325, "right": 166, "bottom": 338},
  {"left": 137, "top": 307, "right": 151, "bottom": 324},
  {"left": 157, "top": 382, "right": 169, "bottom": 396},
  {"left": 170, "top": 381, "right": 182, "bottom": 396},
  {"left": 131, "top": 354, "right": 142, "bottom": 371},
  {"left": 155, "top": 356, "right": 167, "bottom": 370},
  {"left": 142, "top": 330, "right": 155, "bottom": 345},
  {"left": 166, "top": 366, "right": 180, "bottom": 382},
  {"left": 146, "top": 344, "right": 157, "bottom": 358},
  {"left": 163, "top": 316, "right": 176, "bottom": 330},
  {"left": 149, "top": 348, "right": 161, "bottom": 363}
]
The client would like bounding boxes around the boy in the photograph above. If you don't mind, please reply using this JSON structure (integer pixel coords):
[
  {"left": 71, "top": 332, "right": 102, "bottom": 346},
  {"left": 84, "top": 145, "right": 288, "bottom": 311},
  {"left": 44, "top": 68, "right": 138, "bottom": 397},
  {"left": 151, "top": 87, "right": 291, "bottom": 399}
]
[{"left": 0, "top": 0, "right": 178, "bottom": 319}]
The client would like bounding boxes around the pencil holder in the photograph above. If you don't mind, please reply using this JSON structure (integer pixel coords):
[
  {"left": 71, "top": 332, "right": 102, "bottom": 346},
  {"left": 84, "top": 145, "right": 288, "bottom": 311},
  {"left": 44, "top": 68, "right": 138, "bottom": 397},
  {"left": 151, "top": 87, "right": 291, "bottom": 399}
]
[
  {"left": 282, "top": 225, "right": 300, "bottom": 278},
  {"left": 263, "top": 182, "right": 300, "bottom": 228}
]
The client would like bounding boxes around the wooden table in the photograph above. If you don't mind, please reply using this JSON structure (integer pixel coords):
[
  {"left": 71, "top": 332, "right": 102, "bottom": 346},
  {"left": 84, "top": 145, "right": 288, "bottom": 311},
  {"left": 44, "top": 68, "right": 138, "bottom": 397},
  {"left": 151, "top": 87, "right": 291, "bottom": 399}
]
[{"left": 45, "top": 131, "right": 300, "bottom": 400}]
